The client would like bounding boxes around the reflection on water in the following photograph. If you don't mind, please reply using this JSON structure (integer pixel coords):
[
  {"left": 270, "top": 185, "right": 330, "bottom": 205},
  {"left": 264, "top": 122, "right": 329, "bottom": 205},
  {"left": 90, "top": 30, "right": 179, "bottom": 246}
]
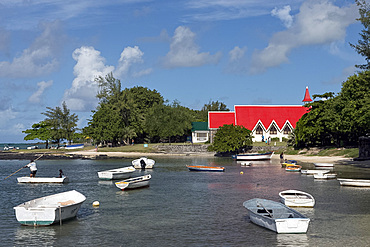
[
  {"left": 276, "top": 233, "right": 309, "bottom": 247},
  {"left": 14, "top": 226, "right": 57, "bottom": 247}
]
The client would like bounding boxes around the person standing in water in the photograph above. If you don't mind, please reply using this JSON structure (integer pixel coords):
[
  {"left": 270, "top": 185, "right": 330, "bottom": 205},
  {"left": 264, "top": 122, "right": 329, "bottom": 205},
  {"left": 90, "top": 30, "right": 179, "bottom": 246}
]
[{"left": 24, "top": 160, "right": 37, "bottom": 178}]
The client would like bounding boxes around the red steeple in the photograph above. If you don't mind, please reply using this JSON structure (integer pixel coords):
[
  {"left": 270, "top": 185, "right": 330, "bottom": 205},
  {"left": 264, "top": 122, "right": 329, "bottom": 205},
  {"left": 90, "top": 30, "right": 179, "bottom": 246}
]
[{"left": 302, "top": 86, "right": 312, "bottom": 103}]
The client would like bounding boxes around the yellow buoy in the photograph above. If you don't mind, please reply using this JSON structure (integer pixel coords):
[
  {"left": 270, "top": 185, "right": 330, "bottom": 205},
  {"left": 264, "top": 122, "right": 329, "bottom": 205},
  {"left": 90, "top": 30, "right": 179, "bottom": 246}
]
[
  {"left": 240, "top": 171, "right": 244, "bottom": 175},
  {"left": 92, "top": 201, "right": 100, "bottom": 207}
]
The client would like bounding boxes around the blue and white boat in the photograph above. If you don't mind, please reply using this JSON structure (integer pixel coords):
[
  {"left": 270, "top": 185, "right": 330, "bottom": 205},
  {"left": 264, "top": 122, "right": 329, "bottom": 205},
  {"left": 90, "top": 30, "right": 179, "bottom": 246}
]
[{"left": 65, "top": 144, "right": 84, "bottom": 150}]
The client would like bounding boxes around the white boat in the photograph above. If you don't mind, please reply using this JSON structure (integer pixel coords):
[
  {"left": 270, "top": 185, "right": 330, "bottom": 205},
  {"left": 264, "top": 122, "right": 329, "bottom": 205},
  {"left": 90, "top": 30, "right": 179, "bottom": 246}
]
[
  {"left": 337, "top": 178, "right": 370, "bottom": 187},
  {"left": 300, "top": 169, "right": 330, "bottom": 175},
  {"left": 17, "top": 176, "right": 69, "bottom": 183},
  {"left": 279, "top": 190, "right": 315, "bottom": 207},
  {"left": 65, "top": 144, "right": 84, "bottom": 150},
  {"left": 186, "top": 165, "right": 225, "bottom": 172},
  {"left": 13, "top": 190, "right": 86, "bottom": 226},
  {"left": 314, "top": 173, "right": 337, "bottom": 179},
  {"left": 243, "top": 198, "right": 310, "bottom": 233},
  {"left": 115, "top": 174, "right": 151, "bottom": 190},
  {"left": 132, "top": 157, "right": 155, "bottom": 169},
  {"left": 232, "top": 151, "right": 274, "bottom": 161},
  {"left": 97, "top": 166, "right": 135, "bottom": 180},
  {"left": 314, "top": 163, "right": 334, "bottom": 167}
]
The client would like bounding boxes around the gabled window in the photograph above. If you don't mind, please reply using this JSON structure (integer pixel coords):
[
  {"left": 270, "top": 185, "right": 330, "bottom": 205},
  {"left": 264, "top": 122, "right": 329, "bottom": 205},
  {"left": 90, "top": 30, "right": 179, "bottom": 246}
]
[
  {"left": 269, "top": 125, "right": 277, "bottom": 135},
  {"left": 255, "top": 125, "right": 263, "bottom": 135},
  {"left": 283, "top": 126, "right": 291, "bottom": 135}
]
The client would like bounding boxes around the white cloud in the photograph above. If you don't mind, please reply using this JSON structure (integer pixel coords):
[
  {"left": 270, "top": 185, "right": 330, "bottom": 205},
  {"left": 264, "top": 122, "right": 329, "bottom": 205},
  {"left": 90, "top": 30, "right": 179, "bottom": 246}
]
[
  {"left": 163, "top": 26, "right": 222, "bottom": 68},
  {"left": 115, "top": 46, "right": 152, "bottom": 78},
  {"left": 0, "top": 21, "right": 64, "bottom": 78},
  {"left": 225, "top": 46, "right": 248, "bottom": 74},
  {"left": 250, "top": 0, "right": 358, "bottom": 74},
  {"left": 0, "top": 108, "right": 17, "bottom": 128},
  {"left": 229, "top": 46, "right": 247, "bottom": 62},
  {"left": 28, "top": 80, "right": 53, "bottom": 103},
  {"left": 62, "top": 46, "right": 114, "bottom": 111},
  {"left": 271, "top": 5, "right": 293, "bottom": 28}
]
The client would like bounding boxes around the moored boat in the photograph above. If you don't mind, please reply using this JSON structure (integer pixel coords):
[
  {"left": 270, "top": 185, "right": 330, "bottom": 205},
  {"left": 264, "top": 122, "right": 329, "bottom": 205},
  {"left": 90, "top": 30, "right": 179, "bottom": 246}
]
[
  {"left": 65, "top": 143, "right": 84, "bottom": 150},
  {"left": 232, "top": 151, "right": 274, "bottom": 161},
  {"left": 17, "top": 176, "right": 69, "bottom": 183},
  {"left": 13, "top": 190, "right": 86, "bottom": 226},
  {"left": 300, "top": 169, "right": 330, "bottom": 175},
  {"left": 337, "top": 178, "right": 370, "bottom": 187},
  {"left": 132, "top": 157, "right": 155, "bottom": 169},
  {"left": 243, "top": 198, "right": 310, "bottom": 233},
  {"left": 314, "top": 173, "right": 337, "bottom": 179},
  {"left": 279, "top": 190, "right": 315, "bottom": 207},
  {"left": 281, "top": 160, "right": 297, "bottom": 167},
  {"left": 285, "top": 164, "right": 302, "bottom": 172},
  {"left": 187, "top": 165, "right": 225, "bottom": 172},
  {"left": 115, "top": 174, "right": 151, "bottom": 190},
  {"left": 97, "top": 166, "right": 135, "bottom": 180},
  {"left": 314, "top": 163, "right": 334, "bottom": 168}
]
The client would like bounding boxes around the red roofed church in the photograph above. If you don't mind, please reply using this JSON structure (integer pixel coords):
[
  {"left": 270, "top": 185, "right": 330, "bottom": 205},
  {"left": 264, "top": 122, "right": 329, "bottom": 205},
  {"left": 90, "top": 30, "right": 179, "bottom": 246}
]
[{"left": 202, "top": 87, "right": 312, "bottom": 143}]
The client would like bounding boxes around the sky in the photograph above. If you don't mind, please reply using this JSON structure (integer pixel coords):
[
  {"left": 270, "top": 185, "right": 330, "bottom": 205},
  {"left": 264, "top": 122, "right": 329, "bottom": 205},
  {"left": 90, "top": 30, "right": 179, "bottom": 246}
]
[{"left": 0, "top": 0, "right": 364, "bottom": 143}]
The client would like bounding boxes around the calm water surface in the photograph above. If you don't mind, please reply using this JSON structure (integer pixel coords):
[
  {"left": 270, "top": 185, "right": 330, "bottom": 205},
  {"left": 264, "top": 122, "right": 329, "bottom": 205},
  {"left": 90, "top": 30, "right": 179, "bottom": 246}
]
[{"left": 1, "top": 157, "right": 370, "bottom": 246}]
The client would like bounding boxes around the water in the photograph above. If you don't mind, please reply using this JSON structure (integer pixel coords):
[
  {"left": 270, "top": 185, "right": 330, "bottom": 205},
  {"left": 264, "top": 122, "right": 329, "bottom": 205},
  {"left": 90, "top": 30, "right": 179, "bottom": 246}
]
[
  {"left": 0, "top": 143, "right": 44, "bottom": 150},
  {"left": 1, "top": 157, "right": 370, "bottom": 246}
]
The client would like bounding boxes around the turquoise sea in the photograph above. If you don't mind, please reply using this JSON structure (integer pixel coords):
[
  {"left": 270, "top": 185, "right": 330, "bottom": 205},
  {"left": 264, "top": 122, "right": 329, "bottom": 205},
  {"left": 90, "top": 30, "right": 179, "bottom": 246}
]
[{"left": 1, "top": 156, "right": 370, "bottom": 246}]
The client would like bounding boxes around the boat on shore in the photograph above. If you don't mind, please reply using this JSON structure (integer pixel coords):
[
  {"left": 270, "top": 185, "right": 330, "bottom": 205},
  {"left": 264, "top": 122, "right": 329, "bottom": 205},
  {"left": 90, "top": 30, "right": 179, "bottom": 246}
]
[
  {"left": 187, "top": 165, "right": 225, "bottom": 172},
  {"left": 285, "top": 164, "right": 302, "bottom": 172},
  {"left": 314, "top": 173, "right": 337, "bottom": 179},
  {"left": 132, "top": 157, "right": 155, "bottom": 169},
  {"left": 279, "top": 190, "right": 315, "bottom": 207},
  {"left": 243, "top": 198, "right": 310, "bottom": 233},
  {"left": 115, "top": 175, "right": 151, "bottom": 190},
  {"left": 301, "top": 169, "right": 330, "bottom": 175},
  {"left": 17, "top": 176, "right": 69, "bottom": 183},
  {"left": 97, "top": 166, "right": 135, "bottom": 180},
  {"left": 337, "top": 178, "right": 370, "bottom": 187},
  {"left": 314, "top": 163, "right": 334, "bottom": 168},
  {"left": 65, "top": 144, "right": 84, "bottom": 150},
  {"left": 232, "top": 151, "right": 274, "bottom": 161},
  {"left": 13, "top": 190, "right": 86, "bottom": 226}
]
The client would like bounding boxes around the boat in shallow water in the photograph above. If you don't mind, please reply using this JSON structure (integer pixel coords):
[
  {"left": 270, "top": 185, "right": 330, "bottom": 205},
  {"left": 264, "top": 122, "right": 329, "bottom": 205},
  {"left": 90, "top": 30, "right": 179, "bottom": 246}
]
[
  {"left": 132, "top": 157, "right": 155, "bottom": 169},
  {"left": 187, "top": 165, "right": 225, "bottom": 172},
  {"left": 13, "top": 190, "right": 86, "bottom": 226},
  {"left": 115, "top": 174, "right": 151, "bottom": 190},
  {"left": 300, "top": 169, "right": 330, "bottom": 175},
  {"left": 232, "top": 151, "right": 274, "bottom": 161},
  {"left": 337, "top": 178, "right": 370, "bottom": 187},
  {"left": 314, "top": 173, "right": 337, "bottom": 179},
  {"left": 314, "top": 163, "right": 334, "bottom": 168},
  {"left": 279, "top": 190, "right": 315, "bottom": 207},
  {"left": 243, "top": 198, "right": 310, "bottom": 233},
  {"left": 97, "top": 166, "right": 135, "bottom": 180},
  {"left": 17, "top": 176, "right": 69, "bottom": 183}
]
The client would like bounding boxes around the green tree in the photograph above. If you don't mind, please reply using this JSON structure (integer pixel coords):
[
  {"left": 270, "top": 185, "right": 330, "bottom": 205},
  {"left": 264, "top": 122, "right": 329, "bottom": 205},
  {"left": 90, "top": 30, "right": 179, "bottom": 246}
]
[
  {"left": 22, "top": 121, "right": 52, "bottom": 149},
  {"left": 350, "top": 0, "right": 370, "bottom": 70},
  {"left": 208, "top": 124, "right": 252, "bottom": 153},
  {"left": 197, "top": 100, "right": 229, "bottom": 122},
  {"left": 96, "top": 72, "right": 122, "bottom": 103}
]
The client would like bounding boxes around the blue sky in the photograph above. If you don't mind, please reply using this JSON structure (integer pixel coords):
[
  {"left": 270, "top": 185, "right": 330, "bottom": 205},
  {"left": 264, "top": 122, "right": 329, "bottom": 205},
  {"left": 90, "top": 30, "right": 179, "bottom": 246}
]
[{"left": 0, "top": 0, "right": 363, "bottom": 143}]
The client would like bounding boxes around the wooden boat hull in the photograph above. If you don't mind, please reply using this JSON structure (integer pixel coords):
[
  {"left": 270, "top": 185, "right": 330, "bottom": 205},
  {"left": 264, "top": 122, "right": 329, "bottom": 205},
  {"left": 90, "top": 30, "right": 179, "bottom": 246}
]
[
  {"left": 279, "top": 190, "right": 315, "bottom": 207},
  {"left": 98, "top": 166, "right": 135, "bottom": 180},
  {"left": 243, "top": 198, "right": 310, "bottom": 234},
  {"left": 337, "top": 178, "right": 370, "bottom": 187},
  {"left": 132, "top": 157, "right": 155, "bottom": 169},
  {"left": 115, "top": 175, "right": 151, "bottom": 190},
  {"left": 187, "top": 165, "right": 225, "bottom": 172},
  {"left": 17, "top": 177, "right": 69, "bottom": 183},
  {"left": 232, "top": 152, "right": 274, "bottom": 161},
  {"left": 13, "top": 190, "right": 86, "bottom": 226}
]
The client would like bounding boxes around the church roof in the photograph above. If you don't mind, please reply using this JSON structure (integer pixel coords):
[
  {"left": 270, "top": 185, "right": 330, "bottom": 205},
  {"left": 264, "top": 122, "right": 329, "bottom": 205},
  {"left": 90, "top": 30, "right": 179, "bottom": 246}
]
[
  {"left": 302, "top": 86, "right": 312, "bottom": 102},
  {"left": 208, "top": 111, "right": 235, "bottom": 129},
  {"left": 234, "top": 105, "right": 309, "bottom": 130}
]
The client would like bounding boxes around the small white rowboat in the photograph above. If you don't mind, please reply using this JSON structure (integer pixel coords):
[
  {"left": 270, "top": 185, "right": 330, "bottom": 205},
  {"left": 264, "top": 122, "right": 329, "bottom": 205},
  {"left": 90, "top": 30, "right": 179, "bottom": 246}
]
[
  {"left": 132, "top": 157, "right": 155, "bottom": 169},
  {"left": 279, "top": 190, "right": 315, "bottom": 207},
  {"left": 243, "top": 198, "right": 310, "bottom": 233},
  {"left": 115, "top": 174, "right": 151, "bottom": 190},
  {"left": 14, "top": 190, "right": 86, "bottom": 226},
  {"left": 232, "top": 151, "right": 274, "bottom": 161},
  {"left": 17, "top": 176, "right": 69, "bottom": 183},
  {"left": 98, "top": 166, "right": 135, "bottom": 180},
  {"left": 314, "top": 173, "right": 337, "bottom": 179},
  {"left": 300, "top": 170, "right": 330, "bottom": 175},
  {"left": 314, "top": 163, "right": 334, "bottom": 167},
  {"left": 337, "top": 178, "right": 370, "bottom": 187}
]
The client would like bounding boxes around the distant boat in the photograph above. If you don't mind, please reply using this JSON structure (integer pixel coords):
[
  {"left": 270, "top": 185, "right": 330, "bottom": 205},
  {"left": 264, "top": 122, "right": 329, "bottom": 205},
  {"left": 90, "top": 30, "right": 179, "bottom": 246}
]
[
  {"left": 132, "top": 157, "right": 155, "bottom": 169},
  {"left": 98, "top": 166, "right": 135, "bottom": 180},
  {"left": 187, "top": 165, "right": 225, "bottom": 172},
  {"left": 243, "top": 198, "right": 310, "bottom": 233},
  {"left": 232, "top": 151, "right": 274, "bottom": 161},
  {"left": 300, "top": 169, "right": 330, "bottom": 175},
  {"left": 314, "top": 173, "right": 337, "bottom": 179},
  {"left": 13, "top": 190, "right": 86, "bottom": 226},
  {"left": 27, "top": 146, "right": 37, "bottom": 150},
  {"left": 17, "top": 176, "right": 69, "bottom": 183},
  {"left": 279, "top": 190, "right": 315, "bottom": 207},
  {"left": 281, "top": 160, "right": 297, "bottom": 167},
  {"left": 285, "top": 164, "right": 302, "bottom": 172},
  {"left": 65, "top": 144, "right": 84, "bottom": 150},
  {"left": 337, "top": 178, "right": 370, "bottom": 187},
  {"left": 115, "top": 175, "right": 151, "bottom": 190},
  {"left": 314, "top": 163, "right": 334, "bottom": 168}
]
